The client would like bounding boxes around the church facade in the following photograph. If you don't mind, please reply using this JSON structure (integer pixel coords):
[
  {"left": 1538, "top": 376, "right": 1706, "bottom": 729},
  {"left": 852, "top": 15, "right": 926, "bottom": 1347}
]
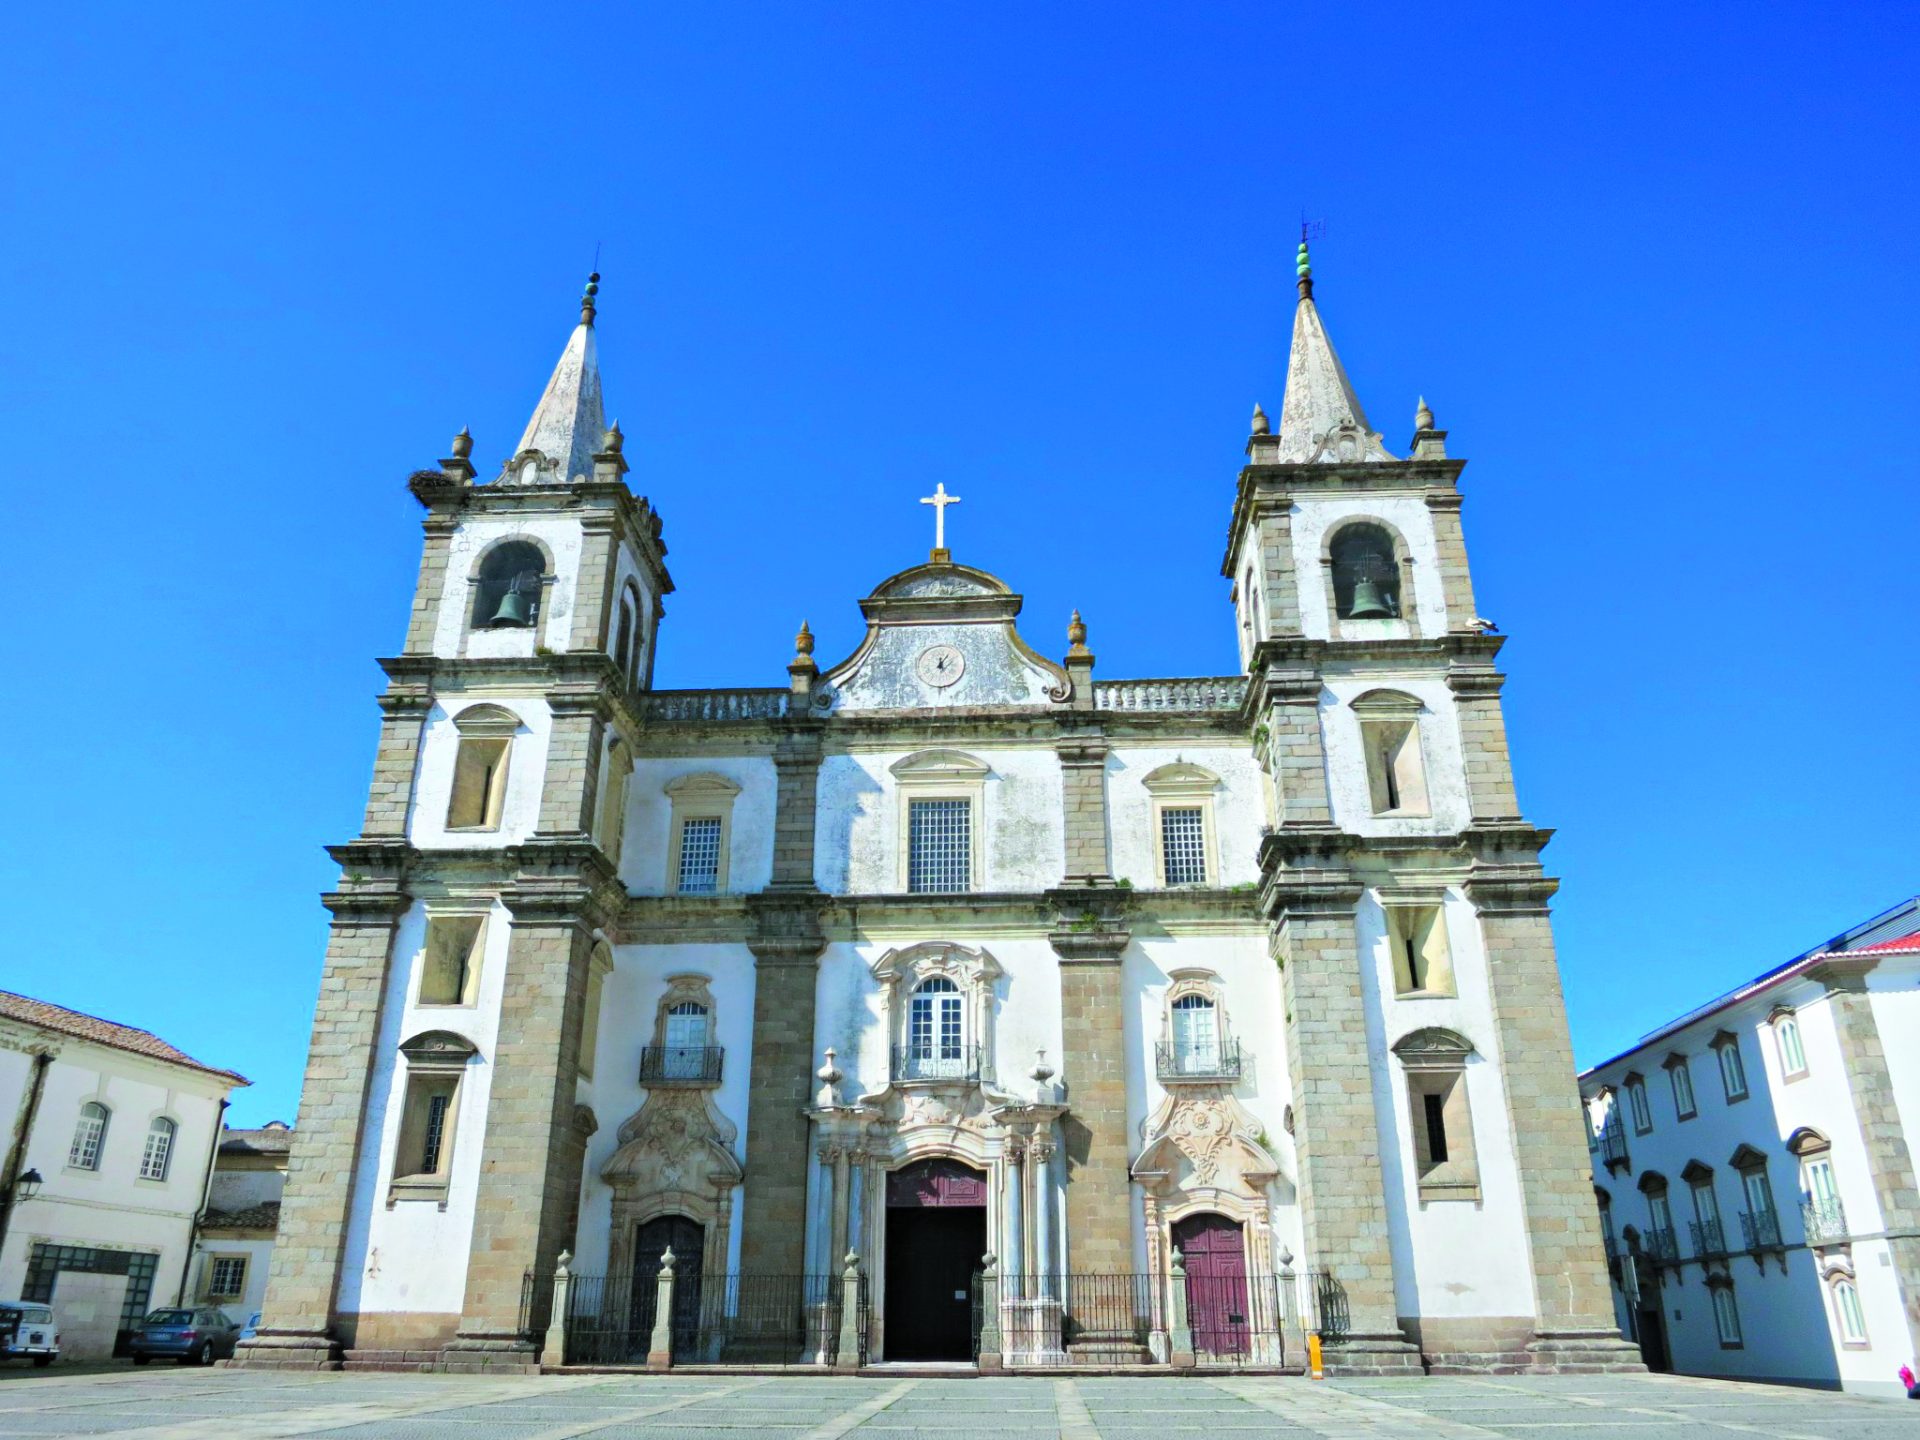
[{"left": 239, "top": 251, "right": 1638, "bottom": 1374}]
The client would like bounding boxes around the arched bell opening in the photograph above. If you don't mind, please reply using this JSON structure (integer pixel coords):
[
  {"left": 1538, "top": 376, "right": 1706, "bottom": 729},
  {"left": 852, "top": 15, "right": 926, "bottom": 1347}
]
[
  {"left": 471, "top": 539, "right": 548, "bottom": 630},
  {"left": 1329, "top": 522, "right": 1403, "bottom": 620}
]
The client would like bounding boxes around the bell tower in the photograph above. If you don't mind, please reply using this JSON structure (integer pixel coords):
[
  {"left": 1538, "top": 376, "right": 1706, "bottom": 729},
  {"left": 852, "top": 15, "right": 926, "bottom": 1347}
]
[
  {"left": 239, "top": 276, "right": 672, "bottom": 1370},
  {"left": 1225, "top": 240, "right": 1640, "bottom": 1374}
]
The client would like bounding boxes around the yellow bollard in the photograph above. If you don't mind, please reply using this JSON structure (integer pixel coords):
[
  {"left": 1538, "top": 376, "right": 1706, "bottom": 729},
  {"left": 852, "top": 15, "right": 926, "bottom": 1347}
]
[{"left": 1308, "top": 1332, "right": 1324, "bottom": 1379}]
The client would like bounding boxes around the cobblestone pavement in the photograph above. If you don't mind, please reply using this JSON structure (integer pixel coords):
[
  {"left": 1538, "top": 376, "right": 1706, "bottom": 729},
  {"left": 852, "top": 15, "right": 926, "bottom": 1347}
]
[{"left": 0, "top": 1370, "right": 1914, "bottom": 1439}]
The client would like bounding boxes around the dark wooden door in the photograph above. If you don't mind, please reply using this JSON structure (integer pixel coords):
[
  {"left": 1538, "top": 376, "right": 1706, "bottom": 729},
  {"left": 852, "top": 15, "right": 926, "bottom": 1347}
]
[
  {"left": 631, "top": 1215, "right": 704, "bottom": 1358},
  {"left": 1174, "top": 1212, "right": 1251, "bottom": 1356},
  {"left": 884, "top": 1158, "right": 988, "bottom": 1361}
]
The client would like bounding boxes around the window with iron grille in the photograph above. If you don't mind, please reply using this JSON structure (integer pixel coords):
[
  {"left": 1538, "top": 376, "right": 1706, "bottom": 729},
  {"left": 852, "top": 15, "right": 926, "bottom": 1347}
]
[
  {"left": 69, "top": 1103, "right": 108, "bottom": 1171},
  {"left": 421, "top": 1093, "right": 451, "bottom": 1174},
  {"left": 677, "top": 817, "right": 722, "bottom": 893},
  {"left": 1161, "top": 806, "right": 1207, "bottom": 886},
  {"left": 207, "top": 1256, "right": 247, "bottom": 1299},
  {"left": 140, "top": 1119, "right": 176, "bottom": 1181},
  {"left": 908, "top": 798, "right": 971, "bottom": 893}
]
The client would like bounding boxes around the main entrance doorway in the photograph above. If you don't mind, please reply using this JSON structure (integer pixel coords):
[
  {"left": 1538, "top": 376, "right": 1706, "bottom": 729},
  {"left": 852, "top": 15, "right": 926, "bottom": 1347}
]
[
  {"left": 1173, "top": 1212, "right": 1251, "bottom": 1357},
  {"left": 884, "top": 1158, "right": 988, "bottom": 1361},
  {"left": 631, "top": 1215, "right": 704, "bottom": 1359}
]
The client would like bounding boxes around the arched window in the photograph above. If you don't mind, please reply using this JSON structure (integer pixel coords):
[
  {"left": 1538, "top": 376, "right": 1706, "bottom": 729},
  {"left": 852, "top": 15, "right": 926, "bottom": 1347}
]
[
  {"left": 140, "top": 1118, "right": 177, "bottom": 1181},
  {"left": 1771, "top": 1009, "right": 1808, "bottom": 1078},
  {"left": 906, "top": 976, "right": 967, "bottom": 1077},
  {"left": 1329, "top": 523, "right": 1402, "bottom": 620},
  {"left": 662, "top": 1001, "right": 712, "bottom": 1080},
  {"left": 1169, "top": 993, "right": 1221, "bottom": 1075},
  {"left": 68, "top": 1102, "right": 109, "bottom": 1170},
  {"left": 1830, "top": 1277, "right": 1869, "bottom": 1344},
  {"left": 471, "top": 541, "right": 545, "bottom": 630},
  {"left": 615, "top": 597, "right": 635, "bottom": 684}
]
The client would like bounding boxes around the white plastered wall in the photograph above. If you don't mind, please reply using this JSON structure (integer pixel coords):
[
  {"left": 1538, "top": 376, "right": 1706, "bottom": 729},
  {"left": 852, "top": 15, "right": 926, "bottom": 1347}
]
[
  {"left": 814, "top": 748, "right": 1065, "bottom": 894},
  {"left": 1106, "top": 745, "right": 1265, "bottom": 890},
  {"left": 338, "top": 898, "right": 512, "bottom": 1319},
  {"left": 1356, "top": 888, "right": 1537, "bottom": 1320},
  {"left": 1319, "top": 674, "right": 1471, "bottom": 837},
  {"left": 570, "top": 942, "right": 758, "bottom": 1281},
  {"left": 432, "top": 515, "right": 585, "bottom": 658},
  {"left": 406, "top": 696, "right": 552, "bottom": 849},
  {"left": 1290, "top": 495, "right": 1448, "bottom": 641},
  {"left": 621, "top": 756, "right": 778, "bottom": 895}
]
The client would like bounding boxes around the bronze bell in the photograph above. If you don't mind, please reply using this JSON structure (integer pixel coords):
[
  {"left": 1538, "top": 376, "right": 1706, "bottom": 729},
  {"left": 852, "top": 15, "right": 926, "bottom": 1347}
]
[
  {"left": 1347, "top": 576, "right": 1394, "bottom": 619},
  {"left": 488, "top": 573, "right": 536, "bottom": 627}
]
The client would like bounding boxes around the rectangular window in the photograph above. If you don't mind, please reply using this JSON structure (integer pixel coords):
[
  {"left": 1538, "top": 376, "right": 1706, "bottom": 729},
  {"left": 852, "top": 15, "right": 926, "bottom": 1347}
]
[
  {"left": 447, "top": 736, "right": 511, "bottom": 830},
  {"left": 1385, "top": 905, "right": 1454, "bottom": 996},
  {"left": 676, "top": 816, "right": 723, "bottom": 893},
  {"left": 1717, "top": 1040, "right": 1748, "bottom": 1101},
  {"left": 1776, "top": 1016, "right": 1807, "bottom": 1076},
  {"left": 1711, "top": 1284, "right": 1743, "bottom": 1347},
  {"left": 1160, "top": 806, "right": 1208, "bottom": 886},
  {"left": 1627, "top": 1079, "right": 1652, "bottom": 1133},
  {"left": 1361, "top": 719, "right": 1430, "bottom": 816},
  {"left": 1833, "top": 1280, "right": 1869, "bottom": 1344},
  {"left": 207, "top": 1256, "right": 248, "bottom": 1300},
  {"left": 908, "top": 797, "right": 972, "bottom": 893},
  {"left": 1405, "top": 1069, "right": 1478, "bottom": 1200},
  {"left": 1669, "top": 1060, "right": 1696, "bottom": 1119},
  {"left": 421, "top": 1093, "right": 450, "bottom": 1173},
  {"left": 1422, "top": 1092, "right": 1449, "bottom": 1164},
  {"left": 393, "top": 1075, "right": 460, "bottom": 1192},
  {"left": 419, "top": 914, "right": 486, "bottom": 1006}
]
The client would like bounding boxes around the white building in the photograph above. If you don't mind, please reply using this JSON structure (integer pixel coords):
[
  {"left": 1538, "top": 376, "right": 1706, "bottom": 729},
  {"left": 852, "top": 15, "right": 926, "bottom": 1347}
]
[
  {"left": 0, "top": 992, "right": 248, "bottom": 1360},
  {"left": 188, "top": 1123, "right": 292, "bottom": 1323},
  {"left": 241, "top": 252, "right": 1638, "bottom": 1376},
  {"left": 1581, "top": 898, "right": 1920, "bottom": 1398}
]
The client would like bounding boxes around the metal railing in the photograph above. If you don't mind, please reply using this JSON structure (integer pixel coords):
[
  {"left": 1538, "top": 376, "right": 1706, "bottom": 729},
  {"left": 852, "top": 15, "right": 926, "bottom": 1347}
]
[
  {"left": 640, "top": 689, "right": 787, "bottom": 723},
  {"left": 1094, "top": 677, "right": 1245, "bottom": 713},
  {"left": 1688, "top": 1219, "right": 1726, "bottom": 1258},
  {"left": 1643, "top": 1226, "right": 1680, "bottom": 1262},
  {"left": 981, "top": 1269, "right": 1304, "bottom": 1368},
  {"left": 1803, "top": 1197, "right": 1848, "bottom": 1244},
  {"left": 891, "top": 1043, "right": 985, "bottom": 1084},
  {"left": 1739, "top": 1207, "right": 1782, "bottom": 1250},
  {"left": 552, "top": 1270, "right": 855, "bottom": 1367},
  {"left": 517, "top": 1269, "right": 548, "bottom": 1343},
  {"left": 1155, "top": 1038, "right": 1244, "bottom": 1083},
  {"left": 639, "top": 1046, "right": 724, "bottom": 1086},
  {"left": 1599, "top": 1123, "right": 1629, "bottom": 1168}
]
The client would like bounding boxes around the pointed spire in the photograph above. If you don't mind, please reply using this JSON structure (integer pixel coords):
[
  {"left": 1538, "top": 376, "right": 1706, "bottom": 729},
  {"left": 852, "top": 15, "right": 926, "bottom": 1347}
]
[
  {"left": 1274, "top": 235, "right": 1393, "bottom": 464},
  {"left": 507, "top": 272, "right": 607, "bottom": 484},
  {"left": 1250, "top": 402, "right": 1270, "bottom": 436}
]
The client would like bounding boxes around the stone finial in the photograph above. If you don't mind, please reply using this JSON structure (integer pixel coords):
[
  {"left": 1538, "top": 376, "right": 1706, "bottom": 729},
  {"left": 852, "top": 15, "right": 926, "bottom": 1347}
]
[
  {"left": 1415, "top": 396, "right": 1434, "bottom": 432},
  {"left": 581, "top": 270, "right": 600, "bottom": 327},
  {"left": 1066, "top": 610, "right": 1090, "bottom": 659},
  {"left": 816, "top": 1047, "right": 842, "bottom": 1095},
  {"left": 795, "top": 621, "right": 815, "bottom": 658},
  {"left": 451, "top": 426, "right": 473, "bottom": 459},
  {"left": 603, "top": 420, "right": 624, "bottom": 454},
  {"left": 1250, "top": 402, "right": 1270, "bottom": 436},
  {"left": 1031, "top": 1048, "right": 1056, "bottom": 1085},
  {"left": 556, "top": 1248, "right": 572, "bottom": 1277},
  {"left": 658, "top": 1247, "right": 676, "bottom": 1275}
]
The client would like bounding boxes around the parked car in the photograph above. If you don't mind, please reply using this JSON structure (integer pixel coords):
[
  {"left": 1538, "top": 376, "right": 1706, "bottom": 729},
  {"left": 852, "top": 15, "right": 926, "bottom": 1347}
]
[
  {"left": 128, "top": 1307, "right": 240, "bottom": 1366},
  {"left": 0, "top": 1301, "right": 59, "bottom": 1366},
  {"left": 239, "top": 1311, "right": 261, "bottom": 1343}
]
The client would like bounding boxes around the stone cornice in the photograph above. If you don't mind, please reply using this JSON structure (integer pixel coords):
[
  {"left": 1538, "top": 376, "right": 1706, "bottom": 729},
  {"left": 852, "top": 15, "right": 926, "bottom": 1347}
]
[
  {"left": 404, "top": 474, "right": 673, "bottom": 598},
  {"left": 1242, "top": 636, "right": 1506, "bottom": 715}
]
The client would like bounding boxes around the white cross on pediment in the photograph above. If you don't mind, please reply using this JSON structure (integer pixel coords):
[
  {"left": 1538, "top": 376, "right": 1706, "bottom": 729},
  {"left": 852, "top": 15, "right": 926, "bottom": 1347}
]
[{"left": 920, "top": 483, "right": 961, "bottom": 552}]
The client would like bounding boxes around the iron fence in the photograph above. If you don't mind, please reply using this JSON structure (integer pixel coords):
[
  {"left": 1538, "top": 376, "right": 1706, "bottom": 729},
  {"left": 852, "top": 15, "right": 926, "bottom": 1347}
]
[
  {"left": 979, "top": 1270, "right": 1306, "bottom": 1368},
  {"left": 1739, "top": 1207, "right": 1782, "bottom": 1249},
  {"left": 551, "top": 1271, "right": 854, "bottom": 1367},
  {"left": 1802, "top": 1197, "right": 1848, "bottom": 1244},
  {"left": 1305, "top": 1269, "right": 1348, "bottom": 1344},
  {"left": 890, "top": 1043, "right": 986, "bottom": 1084},
  {"left": 1154, "top": 1038, "right": 1245, "bottom": 1083},
  {"left": 639, "top": 1045, "right": 725, "bottom": 1085},
  {"left": 1688, "top": 1218, "right": 1726, "bottom": 1258}
]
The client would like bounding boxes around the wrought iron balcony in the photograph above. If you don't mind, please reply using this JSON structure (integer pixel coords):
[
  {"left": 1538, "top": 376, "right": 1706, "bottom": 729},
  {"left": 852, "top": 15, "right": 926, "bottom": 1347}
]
[
  {"left": 1602, "top": 1234, "right": 1621, "bottom": 1263},
  {"left": 1739, "top": 1207, "right": 1782, "bottom": 1250},
  {"left": 1688, "top": 1219, "right": 1726, "bottom": 1258},
  {"left": 1644, "top": 1226, "right": 1680, "bottom": 1263},
  {"left": 1802, "top": 1197, "right": 1848, "bottom": 1245},
  {"left": 1600, "top": 1124, "right": 1630, "bottom": 1170},
  {"left": 639, "top": 1045, "right": 724, "bottom": 1086},
  {"left": 1154, "top": 1038, "right": 1244, "bottom": 1083},
  {"left": 891, "top": 1043, "right": 984, "bottom": 1084}
]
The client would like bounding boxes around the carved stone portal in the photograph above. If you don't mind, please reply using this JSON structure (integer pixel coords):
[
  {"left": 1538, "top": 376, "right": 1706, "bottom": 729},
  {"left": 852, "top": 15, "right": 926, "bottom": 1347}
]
[{"left": 602, "top": 1086, "right": 742, "bottom": 1290}]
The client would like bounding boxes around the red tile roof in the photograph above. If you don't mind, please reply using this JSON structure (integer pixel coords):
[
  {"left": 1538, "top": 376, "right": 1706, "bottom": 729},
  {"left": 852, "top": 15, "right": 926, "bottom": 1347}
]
[
  {"left": 1844, "top": 933, "right": 1920, "bottom": 956},
  {"left": 0, "top": 991, "right": 248, "bottom": 1085}
]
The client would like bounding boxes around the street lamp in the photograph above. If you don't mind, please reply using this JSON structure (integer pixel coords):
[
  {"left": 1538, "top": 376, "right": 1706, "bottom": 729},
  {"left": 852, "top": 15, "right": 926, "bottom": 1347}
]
[{"left": 14, "top": 1169, "right": 43, "bottom": 1201}]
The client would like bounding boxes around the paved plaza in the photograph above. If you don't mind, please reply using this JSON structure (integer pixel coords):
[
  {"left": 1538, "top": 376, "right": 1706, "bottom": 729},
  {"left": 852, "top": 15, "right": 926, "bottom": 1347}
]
[{"left": 0, "top": 1370, "right": 1915, "bottom": 1440}]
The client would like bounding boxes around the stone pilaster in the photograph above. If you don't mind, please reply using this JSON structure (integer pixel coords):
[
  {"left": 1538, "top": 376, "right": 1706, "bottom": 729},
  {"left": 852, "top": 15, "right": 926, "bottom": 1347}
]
[
  {"left": 448, "top": 898, "right": 599, "bottom": 1360},
  {"left": 1424, "top": 492, "right": 1479, "bottom": 635},
  {"left": 1447, "top": 666, "right": 1522, "bottom": 823},
  {"left": 1049, "top": 894, "right": 1133, "bottom": 1274},
  {"left": 739, "top": 902, "right": 826, "bottom": 1274},
  {"left": 535, "top": 697, "right": 607, "bottom": 838},
  {"left": 1056, "top": 731, "right": 1112, "bottom": 883},
  {"left": 1265, "top": 669, "right": 1333, "bottom": 828},
  {"left": 1815, "top": 958, "right": 1920, "bottom": 1363},
  {"left": 360, "top": 692, "right": 432, "bottom": 840},
  {"left": 566, "top": 512, "right": 621, "bottom": 655},
  {"left": 235, "top": 880, "right": 408, "bottom": 1368},
  {"left": 1254, "top": 504, "right": 1305, "bottom": 637},
  {"left": 403, "top": 515, "right": 459, "bottom": 655},
  {"left": 1466, "top": 866, "right": 1639, "bottom": 1367},
  {"left": 769, "top": 725, "right": 824, "bottom": 889}
]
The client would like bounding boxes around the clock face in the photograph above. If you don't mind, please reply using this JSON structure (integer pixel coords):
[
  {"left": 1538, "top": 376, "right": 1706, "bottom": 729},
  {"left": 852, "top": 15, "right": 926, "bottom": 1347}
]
[{"left": 916, "top": 644, "right": 966, "bottom": 688}]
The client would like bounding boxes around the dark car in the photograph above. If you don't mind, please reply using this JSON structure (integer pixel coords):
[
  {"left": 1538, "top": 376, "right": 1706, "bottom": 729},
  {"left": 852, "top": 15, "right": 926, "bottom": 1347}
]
[{"left": 129, "top": 1307, "right": 239, "bottom": 1366}]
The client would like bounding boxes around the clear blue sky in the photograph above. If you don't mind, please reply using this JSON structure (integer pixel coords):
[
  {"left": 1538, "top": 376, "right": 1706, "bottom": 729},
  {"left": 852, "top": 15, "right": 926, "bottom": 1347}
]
[{"left": 4, "top": 5, "right": 1914, "bottom": 1125}]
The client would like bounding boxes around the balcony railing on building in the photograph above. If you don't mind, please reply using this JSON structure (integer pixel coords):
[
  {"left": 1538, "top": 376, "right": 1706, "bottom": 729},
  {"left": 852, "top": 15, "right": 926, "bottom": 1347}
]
[
  {"left": 1738, "top": 1207, "right": 1783, "bottom": 1251},
  {"left": 891, "top": 1043, "right": 985, "bottom": 1084},
  {"left": 1687, "top": 1218, "right": 1726, "bottom": 1259},
  {"left": 1802, "top": 1197, "right": 1848, "bottom": 1245},
  {"left": 639, "top": 1046, "right": 725, "bottom": 1086},
  {"left": 1154, "top": 1038, "right": 1244, "bottom": 1083},
  {"left": 1644, "top": 1226, "right": 1679, "bottom": 1263},
  {"left": 1599, "top": 1123, "right": 1630, "bottom": 1172}
]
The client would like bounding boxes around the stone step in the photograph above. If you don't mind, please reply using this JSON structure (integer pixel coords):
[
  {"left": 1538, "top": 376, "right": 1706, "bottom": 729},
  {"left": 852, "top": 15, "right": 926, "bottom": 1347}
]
[{"left": 340, "top": 1348, "right": 442, "bottom": 1373}]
